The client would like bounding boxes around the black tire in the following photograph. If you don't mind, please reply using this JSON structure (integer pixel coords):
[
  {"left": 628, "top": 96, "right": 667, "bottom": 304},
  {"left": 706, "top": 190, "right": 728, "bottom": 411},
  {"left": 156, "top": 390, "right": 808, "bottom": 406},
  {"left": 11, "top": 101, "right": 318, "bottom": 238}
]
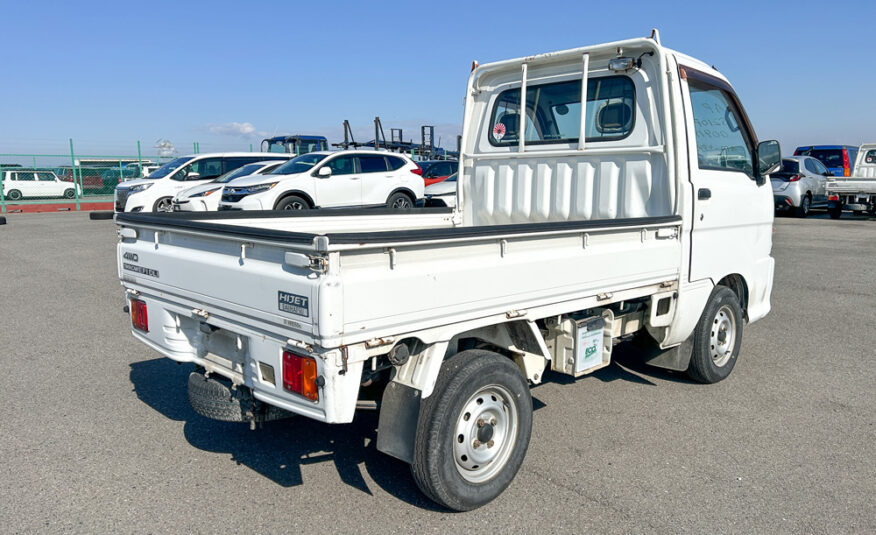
[
  {"left": 387, "top": 191, "right": 414, "bottom": 209},
  {"left": 187, "top": 372, "right": 292, "bottom": 423},
  {"left": 411, "top": 350, "right": 532, "bottom": 511},
  {"left": 794, "top": 194, "right": 811, "bottom": 218},
  {"left": 0, "top": 216, "right": 6, "bottom": 225},
  {"left": 275, "top": 195, "right": 310, "bottom": 211},
  {"left": 687, "top": 286, "right": 744, "bottom": 384},
  {"left": 852, "top": 210, "right": 863, "bottom": 216},
  {"left": 153, "top": 197, "right": 173, "bottom": 212},
  {"left": 828, "top": 204, "right": 842, "bottom": 219},
  {"left": 63, "top": 188, "right": 75, "bottom": 199},
  {"left": 6, "top": 189, "right": 22, "bottom": 201}
]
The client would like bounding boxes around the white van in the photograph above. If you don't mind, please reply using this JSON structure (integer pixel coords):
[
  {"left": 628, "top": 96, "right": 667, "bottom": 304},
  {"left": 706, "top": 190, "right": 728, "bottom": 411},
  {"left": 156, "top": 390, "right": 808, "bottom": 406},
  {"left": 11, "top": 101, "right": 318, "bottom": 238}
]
[
  {"left": 114, "top": 153, "right": 290, "bottom": 212},
  {"left": 2, "top": 170, "right": 81, "bottom": 200}
]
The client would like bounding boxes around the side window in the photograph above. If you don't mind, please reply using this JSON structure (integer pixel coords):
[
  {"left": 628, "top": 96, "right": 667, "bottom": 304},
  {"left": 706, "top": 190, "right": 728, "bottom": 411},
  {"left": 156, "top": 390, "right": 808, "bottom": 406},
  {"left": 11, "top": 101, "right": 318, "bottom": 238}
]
[
  {"left": 37, "top": 172, "right": 56, "bottom": 181},
  {"left": 804, "top": 159, "right": 817, "bottom": 174},
  {"left": 385, "top": 156, "right": 406, "bottom": 171},
  {"left": 358, "top": 155, "right": 388, "bottom": 173},
  {"left": 223, "top": 157, "right": 260, "bottom": 172},
  {"left": 489, "top": 76, "right": 635, "bottom": 146},
  {"left": 811, "top": 159, "right": 828, "bottom": 174},
  {"left": 326, "top": 155, "right": 355, "bottom": 176},
  {"left": 865, "top": 150, "right": 876, "bottom": 164},
  {"left": 689, "top": 81, "right": 754, "bottom": 177},
  {"left": 179, "top": 157, "right": 223, "bottom": 180},
  {"left": 16, "top": 172, "right": 35, "bottom": 181}
]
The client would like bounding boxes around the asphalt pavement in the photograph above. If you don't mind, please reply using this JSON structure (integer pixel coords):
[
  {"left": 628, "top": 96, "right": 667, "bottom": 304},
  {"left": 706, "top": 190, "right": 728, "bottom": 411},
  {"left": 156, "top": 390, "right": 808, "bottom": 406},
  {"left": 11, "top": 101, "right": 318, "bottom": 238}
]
[{"left": 0, "top": 211, "right": 873, "bottom": 534}]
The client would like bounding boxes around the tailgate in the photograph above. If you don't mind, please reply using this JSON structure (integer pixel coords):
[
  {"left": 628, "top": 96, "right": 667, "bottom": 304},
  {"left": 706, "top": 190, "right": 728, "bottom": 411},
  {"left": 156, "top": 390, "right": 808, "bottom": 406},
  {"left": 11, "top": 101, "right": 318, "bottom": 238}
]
[{"left": 118, "top": 226, "right": 325, "bottom": 341}]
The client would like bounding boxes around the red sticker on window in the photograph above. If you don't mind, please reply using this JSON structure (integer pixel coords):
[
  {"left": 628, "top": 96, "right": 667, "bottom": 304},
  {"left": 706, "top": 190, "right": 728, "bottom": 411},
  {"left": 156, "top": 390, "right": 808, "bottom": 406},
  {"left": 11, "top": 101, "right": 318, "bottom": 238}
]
[{"left": 493, "top": 122, "right": 506, "bottom": 140}]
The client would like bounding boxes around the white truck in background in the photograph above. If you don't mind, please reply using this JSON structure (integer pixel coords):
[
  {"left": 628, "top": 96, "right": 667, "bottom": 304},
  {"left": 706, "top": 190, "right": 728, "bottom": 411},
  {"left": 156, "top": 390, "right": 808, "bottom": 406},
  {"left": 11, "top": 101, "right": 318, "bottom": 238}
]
[
  {"left": 826, "top": 143, "right": 876, "bottom": 218},
  {"left": 114, "top": 32, "right": 780, "bottom": 511}
]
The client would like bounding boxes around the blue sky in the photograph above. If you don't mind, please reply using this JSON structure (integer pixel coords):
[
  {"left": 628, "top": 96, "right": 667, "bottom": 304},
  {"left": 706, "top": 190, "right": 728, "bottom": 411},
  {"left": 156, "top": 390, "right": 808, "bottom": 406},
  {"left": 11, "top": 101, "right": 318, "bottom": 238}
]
[{"left": 1, "top": 0, "right": 874, "bottom": 159}]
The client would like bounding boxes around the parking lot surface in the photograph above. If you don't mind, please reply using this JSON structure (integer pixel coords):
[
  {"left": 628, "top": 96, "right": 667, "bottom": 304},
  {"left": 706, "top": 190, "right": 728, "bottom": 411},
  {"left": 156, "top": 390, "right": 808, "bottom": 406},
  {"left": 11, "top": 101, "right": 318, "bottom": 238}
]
[{"left": 1, "top": 212, "right": 874, "bottom": 534}]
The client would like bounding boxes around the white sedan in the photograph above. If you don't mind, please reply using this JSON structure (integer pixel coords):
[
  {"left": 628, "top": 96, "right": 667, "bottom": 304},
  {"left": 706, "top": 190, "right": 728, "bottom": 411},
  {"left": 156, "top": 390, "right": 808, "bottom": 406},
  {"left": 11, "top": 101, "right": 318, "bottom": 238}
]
[
  {"left": 172, "top": 160, "right": 288, "bottom": 211},
  {"left": 422, "top": 172, "right": 457, "bottom": 208}
]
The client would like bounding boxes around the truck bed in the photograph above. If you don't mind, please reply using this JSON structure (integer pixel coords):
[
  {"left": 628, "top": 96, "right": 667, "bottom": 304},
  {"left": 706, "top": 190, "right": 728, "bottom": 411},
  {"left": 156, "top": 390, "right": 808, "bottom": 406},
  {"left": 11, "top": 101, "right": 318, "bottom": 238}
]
[
  {"left": 826, "top": 177, "right": 876, "bottom": 194},
  {"left": 116, "top": 208, "right": 682, "bottom": 349}
]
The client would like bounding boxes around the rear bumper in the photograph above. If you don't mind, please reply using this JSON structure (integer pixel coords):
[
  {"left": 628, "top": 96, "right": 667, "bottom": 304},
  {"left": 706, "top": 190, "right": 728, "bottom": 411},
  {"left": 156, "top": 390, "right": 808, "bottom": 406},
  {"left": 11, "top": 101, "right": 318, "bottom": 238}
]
[{"left": 127, "top": 293, "right": 362, "bottom": 424}]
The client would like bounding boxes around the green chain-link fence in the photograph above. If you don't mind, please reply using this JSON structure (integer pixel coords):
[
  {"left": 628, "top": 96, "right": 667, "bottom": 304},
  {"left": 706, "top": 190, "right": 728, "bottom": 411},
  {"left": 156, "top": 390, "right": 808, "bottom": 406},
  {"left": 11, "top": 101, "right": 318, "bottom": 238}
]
[{"left": 0, "top": 139, "right": 241, "bottom": 213}]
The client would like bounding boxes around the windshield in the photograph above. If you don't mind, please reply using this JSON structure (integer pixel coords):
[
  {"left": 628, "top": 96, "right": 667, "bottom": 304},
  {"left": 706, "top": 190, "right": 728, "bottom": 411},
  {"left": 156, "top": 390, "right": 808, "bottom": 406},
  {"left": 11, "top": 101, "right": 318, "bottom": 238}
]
[
  {"left": 147, "top": 157, "right": 193, "bottom": 179},
  {"left": 215, "top": 163, "right": 265, "bottom": 183},
  {"left": 798, "top": 149, "right": 843, "bottom": 168},
  {"left": 269, "top": 153, "right": 328, "bottom": 175}
]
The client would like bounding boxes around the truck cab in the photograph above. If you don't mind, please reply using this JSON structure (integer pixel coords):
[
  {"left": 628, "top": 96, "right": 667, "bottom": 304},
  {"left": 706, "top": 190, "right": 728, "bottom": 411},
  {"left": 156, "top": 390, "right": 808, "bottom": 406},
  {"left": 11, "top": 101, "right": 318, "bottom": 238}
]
[{"left": 261, "top": 135, "right": 328, "bottom": 155}]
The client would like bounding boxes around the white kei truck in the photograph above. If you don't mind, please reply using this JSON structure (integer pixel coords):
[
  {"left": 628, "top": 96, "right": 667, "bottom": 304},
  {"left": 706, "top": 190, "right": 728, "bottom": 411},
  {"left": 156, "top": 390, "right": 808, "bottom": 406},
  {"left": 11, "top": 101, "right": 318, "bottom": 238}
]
[
  {"left": 114, "top": 31, "right": 780, "bottom": 511},
  {"left": 826, "top": 143, "right": 876, "bottom": 218}
]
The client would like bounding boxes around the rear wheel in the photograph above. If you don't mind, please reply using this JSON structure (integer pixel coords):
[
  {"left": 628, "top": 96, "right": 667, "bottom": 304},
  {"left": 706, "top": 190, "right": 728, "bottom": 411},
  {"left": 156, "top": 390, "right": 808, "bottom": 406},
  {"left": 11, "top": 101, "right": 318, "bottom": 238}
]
[
  {"left": 795, "top": 194, "right": 811, "bottom": 218},
  {"left": 6, "top": 189, "right": 22, "bottom": 201},
  {"left": 63, "top": 188, "right": 75, "bottom": 199},
  {"left": 687, "top": 286, "right": 744, "bottom": 384},
  {"left": 828, "top": 204, "right": 842, "bottom": 219},
  {"left": 153, "top": 197, "right": 173, "bottom": 212},
  {"left": 411, "top": 350, "right": 532, "bottom": 511},
  {"left": 387, "top": 192, "right": 413, "bottom": 209},
  {"left": 275, "top": 195, "right": 309, "bottom": 210}
]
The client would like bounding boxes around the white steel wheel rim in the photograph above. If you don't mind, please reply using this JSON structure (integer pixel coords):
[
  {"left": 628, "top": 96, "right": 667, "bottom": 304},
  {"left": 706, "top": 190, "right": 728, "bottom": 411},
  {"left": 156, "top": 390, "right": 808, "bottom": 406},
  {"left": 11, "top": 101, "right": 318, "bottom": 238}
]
[
  {"left": 710, "top": 304, "right": 736, "bottom": 367},
  {"left": 453, "top": 384, "right": 519, "bottom": 484}
]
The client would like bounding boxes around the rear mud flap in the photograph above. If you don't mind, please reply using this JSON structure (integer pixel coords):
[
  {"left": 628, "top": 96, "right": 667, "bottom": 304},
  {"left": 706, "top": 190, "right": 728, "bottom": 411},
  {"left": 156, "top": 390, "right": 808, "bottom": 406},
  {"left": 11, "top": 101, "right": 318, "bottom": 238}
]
[{"left": 376, "top": 381, "right": 422, "bottom": 464}]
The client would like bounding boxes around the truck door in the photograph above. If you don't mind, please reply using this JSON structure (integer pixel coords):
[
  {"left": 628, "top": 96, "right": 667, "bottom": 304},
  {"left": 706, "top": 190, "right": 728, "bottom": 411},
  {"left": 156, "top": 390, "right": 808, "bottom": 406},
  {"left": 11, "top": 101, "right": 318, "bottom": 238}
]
[{"left": 681, "top": 68, "right": 773, "bottom": 284}]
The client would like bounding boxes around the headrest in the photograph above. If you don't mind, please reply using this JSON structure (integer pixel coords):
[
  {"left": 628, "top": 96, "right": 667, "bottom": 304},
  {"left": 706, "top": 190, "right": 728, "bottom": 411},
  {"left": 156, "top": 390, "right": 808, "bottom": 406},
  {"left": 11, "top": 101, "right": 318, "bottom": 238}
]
[{"left": 596, "top": 102, "right": 632, "bottom": 134}]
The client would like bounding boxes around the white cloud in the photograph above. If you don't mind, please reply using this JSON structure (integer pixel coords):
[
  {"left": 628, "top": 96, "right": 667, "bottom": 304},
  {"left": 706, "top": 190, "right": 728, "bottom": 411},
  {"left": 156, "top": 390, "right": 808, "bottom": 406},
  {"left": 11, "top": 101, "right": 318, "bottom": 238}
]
[{"left": 207, "top": 122, "right": 261, "bottom": 138}]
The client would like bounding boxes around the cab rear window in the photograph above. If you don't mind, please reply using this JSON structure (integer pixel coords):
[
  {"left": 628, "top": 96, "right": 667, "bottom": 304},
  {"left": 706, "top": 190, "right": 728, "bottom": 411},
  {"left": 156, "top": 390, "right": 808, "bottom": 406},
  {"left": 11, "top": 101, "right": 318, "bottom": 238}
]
[{"left": 488, "top": 76, "right": 635, "bottom": 146}]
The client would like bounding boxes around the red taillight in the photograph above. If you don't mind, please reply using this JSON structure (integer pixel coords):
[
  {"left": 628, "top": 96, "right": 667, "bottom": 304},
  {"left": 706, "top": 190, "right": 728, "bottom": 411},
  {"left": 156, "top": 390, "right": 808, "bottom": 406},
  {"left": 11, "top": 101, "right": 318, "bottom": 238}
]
[
  {"left": 828, "top": 194, "right": 839, "bottom": 201},
  {"left": 130, "top": 298, "right": 148, "bottom": 332},
  {"left": 282, "top": 350, "right": 319, "bottom": 401},
  {"left": 789, "top": 174, "right": 802, "bottom": 182},
  {"left": 843, "top": 150, "right": 851, "bottom": 176},
  {"left": 411, "top": 165, "right": 423, "bottom": 176}
]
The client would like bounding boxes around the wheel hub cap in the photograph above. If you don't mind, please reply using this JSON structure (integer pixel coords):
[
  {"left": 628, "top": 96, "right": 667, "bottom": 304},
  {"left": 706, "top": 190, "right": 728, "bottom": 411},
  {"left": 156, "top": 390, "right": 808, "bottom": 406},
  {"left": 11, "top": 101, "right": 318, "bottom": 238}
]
[
  {"left": 709, "top": 305, "right": 736, "bottom": 367},
  {"left": 453, "top": 385, "right": 518, "bottom": 483}
]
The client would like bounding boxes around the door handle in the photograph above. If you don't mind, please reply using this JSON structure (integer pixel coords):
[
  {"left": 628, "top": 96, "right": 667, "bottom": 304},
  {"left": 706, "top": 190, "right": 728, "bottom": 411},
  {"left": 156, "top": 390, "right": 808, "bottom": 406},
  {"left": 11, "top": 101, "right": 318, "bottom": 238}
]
[{"left": 698, "top": 188, "right": 712, "bottom": 200}]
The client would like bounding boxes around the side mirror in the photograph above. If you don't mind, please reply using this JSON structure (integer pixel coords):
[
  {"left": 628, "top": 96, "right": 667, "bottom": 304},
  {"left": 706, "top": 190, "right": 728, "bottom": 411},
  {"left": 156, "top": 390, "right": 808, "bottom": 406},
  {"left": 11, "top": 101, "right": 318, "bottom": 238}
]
[
  {"left": 186, "top": 172, "right": 201, "bottom": 180},
  {"left": 756, "top": 140, "right": 781, "bottom": 182},
  {"left": 316, "top": 167, "right": 332, "bottom": 178}
]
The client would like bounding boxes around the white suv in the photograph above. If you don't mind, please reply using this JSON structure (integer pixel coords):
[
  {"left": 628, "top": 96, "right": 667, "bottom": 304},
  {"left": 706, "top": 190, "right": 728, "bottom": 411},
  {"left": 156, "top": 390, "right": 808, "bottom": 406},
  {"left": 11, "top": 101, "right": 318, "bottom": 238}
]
[
  {"left": 114, "top": 152, "right": 290, "bottom": 212},
  {"left": 218, "top": 150, "right": 424, "bottom": 211}
]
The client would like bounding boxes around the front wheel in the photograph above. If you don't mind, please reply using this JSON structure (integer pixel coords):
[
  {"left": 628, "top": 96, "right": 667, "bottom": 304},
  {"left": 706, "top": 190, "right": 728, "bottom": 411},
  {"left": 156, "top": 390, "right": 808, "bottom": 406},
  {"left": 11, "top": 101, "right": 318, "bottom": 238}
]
[
  {"left": 153, "top": 197, "right": 173, "bottom": 212},
  {"left": 275, "top": 195, "right": 309, "bottom": 210},
  {"left": 687, "top": 286, "right": 744, "bottom": 384},
  {"left": 795, "top": 194, "right": 811, "bottom": 218},
  {"left": 387, "top": 192, "right": 413, "bottom": 209},
  {"left": 411, "top": 350, "right": 532, "bottom": 511}
]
